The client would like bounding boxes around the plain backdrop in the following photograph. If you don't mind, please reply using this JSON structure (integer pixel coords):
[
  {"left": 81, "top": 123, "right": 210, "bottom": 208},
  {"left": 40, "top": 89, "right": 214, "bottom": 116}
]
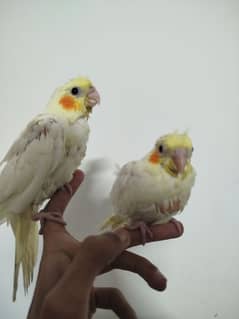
[{"left": 0, "top": 1, "right": 239, "bottom": 318}]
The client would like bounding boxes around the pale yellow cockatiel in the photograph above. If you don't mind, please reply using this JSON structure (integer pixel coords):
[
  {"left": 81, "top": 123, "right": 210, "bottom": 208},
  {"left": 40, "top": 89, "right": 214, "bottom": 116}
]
[
  {"left": 0, "top": 77, "right": 100, "bottom": 301},
  {"left": 101, "top": 132, "right": 196, "bottom": 242}
]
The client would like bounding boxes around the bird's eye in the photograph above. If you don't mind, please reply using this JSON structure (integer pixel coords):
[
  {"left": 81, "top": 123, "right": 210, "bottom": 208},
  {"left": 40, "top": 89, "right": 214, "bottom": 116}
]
[
  {"left": 192, "top": 147, "right": 194, "bottom": 152},
  {"left": 71, "top": 87, "right": 81, "bottom": 96},
  {"left": 159, "top": 145, "right": 164, "bottom": 153}
]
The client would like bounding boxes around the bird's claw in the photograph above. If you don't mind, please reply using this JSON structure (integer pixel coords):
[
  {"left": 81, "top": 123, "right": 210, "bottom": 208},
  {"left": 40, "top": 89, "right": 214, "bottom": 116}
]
[
  {"left": 160, "top": 199, "right": 181, "bottom": 215},
  {"left": 60, "top": 183, "right": 73, "bottom": 196},
  {"left": 126, "top": 221, "right": 153, "bottom": 245},
  {"left": 32, "top": 211, "right": 67, "bottom": 234},
  {"left": 170, "top": 218, "right": 183, "bottom": 235}
]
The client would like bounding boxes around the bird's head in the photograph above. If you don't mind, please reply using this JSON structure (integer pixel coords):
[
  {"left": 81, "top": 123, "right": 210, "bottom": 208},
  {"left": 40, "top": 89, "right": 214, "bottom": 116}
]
[
  {"left": 148, "top": 132, "right": 194, "bottom": 177},
  {"left": 47, "top": 76, "right": 100, "bottom": 122}
]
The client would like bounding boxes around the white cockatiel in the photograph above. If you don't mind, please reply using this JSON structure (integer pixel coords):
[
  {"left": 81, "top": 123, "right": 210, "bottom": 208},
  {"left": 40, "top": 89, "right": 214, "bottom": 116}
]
[
  {"left": 0, "top": 77, "right": 100, "bottom": 301},
  {"left": 102, "top": 132, "right": 196, "bottom": 242}
]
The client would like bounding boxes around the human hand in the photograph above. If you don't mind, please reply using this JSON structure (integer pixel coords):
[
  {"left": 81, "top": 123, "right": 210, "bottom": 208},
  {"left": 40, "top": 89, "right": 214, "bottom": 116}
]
[{"left": 27, "top": 170, "right": 184, "bottom": 319}]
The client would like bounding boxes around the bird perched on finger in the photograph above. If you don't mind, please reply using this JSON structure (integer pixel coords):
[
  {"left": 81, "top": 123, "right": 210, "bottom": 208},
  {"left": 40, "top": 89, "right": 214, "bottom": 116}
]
[
  {"left": 101, "top": 132, "right": 196, "bottom": 243},
  {"left": 0, "top": 76, "right": 100, "bottom": 301}
]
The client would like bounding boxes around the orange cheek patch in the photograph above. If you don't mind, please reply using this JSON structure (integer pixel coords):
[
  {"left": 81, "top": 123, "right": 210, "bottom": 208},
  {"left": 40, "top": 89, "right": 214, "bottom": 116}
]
[
  {"left": 149, "top": 151, "right": 160, "bottom": 164},
  {"left": 59, "top": 95, "right": 76, "bottom": 110}
]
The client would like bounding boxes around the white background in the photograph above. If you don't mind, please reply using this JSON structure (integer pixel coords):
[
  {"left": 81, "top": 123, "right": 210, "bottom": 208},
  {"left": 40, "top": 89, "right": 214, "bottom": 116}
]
[{"left": 0, "top": 0, "right": 239, "bottom": 318}]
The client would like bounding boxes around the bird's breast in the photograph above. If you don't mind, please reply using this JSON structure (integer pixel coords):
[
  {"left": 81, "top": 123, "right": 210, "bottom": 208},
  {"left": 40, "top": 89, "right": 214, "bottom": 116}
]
[
  {"left": 65, "top": 119, "right": 89, "bottom": 156},
  {"left": 34, "top": 119, "right": 90, "bottom": 205}
]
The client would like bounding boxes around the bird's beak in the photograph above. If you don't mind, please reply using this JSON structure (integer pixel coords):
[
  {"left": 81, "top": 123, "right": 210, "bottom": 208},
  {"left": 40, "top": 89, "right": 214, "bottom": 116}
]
[
  {"left": 85, "top": 86, "right": 101, "bottom": 111},
  {"left": 172, "top": 149, "right": 187, "bottom": 174}
]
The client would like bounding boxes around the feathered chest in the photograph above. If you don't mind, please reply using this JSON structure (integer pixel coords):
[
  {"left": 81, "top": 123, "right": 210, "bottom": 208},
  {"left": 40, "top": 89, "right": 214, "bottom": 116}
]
[
  {"left": 64, "top": 119, "right": 90, "bottom": 159},
  {"left": 145, "top": 163, "right": 195, "bottom": 202},
  {"left": 111, "top": 160, "right": 196, "bottom": 221}
]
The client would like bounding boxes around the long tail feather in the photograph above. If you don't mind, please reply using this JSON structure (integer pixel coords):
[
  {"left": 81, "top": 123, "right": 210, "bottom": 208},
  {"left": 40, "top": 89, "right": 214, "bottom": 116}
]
[
  {"left": 100, "top": 214, "right": 126, "bottom": 231},
  {"left": 9, "top": 208, "right": 38, "bottom": 301}
]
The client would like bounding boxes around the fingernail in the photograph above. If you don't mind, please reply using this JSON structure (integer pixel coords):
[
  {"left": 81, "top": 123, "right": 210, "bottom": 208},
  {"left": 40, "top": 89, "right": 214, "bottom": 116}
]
[{"left": 115, "top": 229, "right": 130, "bottom": 246}]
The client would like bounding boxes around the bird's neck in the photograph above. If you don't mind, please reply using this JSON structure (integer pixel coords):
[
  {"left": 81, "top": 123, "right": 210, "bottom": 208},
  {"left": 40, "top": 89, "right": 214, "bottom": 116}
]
[{"left": 46, "top": 101, "right": 83, "bottom": 124}]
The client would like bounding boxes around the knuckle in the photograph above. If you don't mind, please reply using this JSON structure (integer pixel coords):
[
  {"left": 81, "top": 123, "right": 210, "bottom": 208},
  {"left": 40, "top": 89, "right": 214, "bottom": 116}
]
[
  {"left": 80, "top": 234, "right": 119, "bottom": 265},
  {"left": 82, "top": 233, "right": 121, "bottom": 248},
  {"left": 82, "top": 235, "right": 98, "bottom": 247},
  {"left": 79, "top": 232, "right": 125, "bottom": 269},
  {"left": 103, "top": 232, "right": 122, "bottom": 245},
  {"left": 80, "top": 235, "right": 101, "bottom": 262}
]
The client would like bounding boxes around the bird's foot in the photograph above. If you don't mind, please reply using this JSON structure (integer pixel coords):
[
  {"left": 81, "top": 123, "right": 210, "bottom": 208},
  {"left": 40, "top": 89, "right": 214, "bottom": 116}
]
[
  {"left": 32, "top": 211, "right": 67, "bottom": 234},
  {"left": 126, "top": 221, "right": 153, "bottom": 245},
  {"left": 60, "top": 183, "right": 73, "bottom": 196},
  {"left": 170, "top": 217, "right": 184, "bottom": 234}
]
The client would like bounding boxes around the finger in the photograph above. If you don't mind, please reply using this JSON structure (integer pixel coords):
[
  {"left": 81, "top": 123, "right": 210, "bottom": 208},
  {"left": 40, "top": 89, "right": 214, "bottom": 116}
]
[
  {"left": 44, "top": 170, "right": 84, "bottom": 215},
  {"left": 109, "top": 250, "right": 167, "bottom": 291},
  {"left": 76, "top": 230, "right": 130, "bottom": 275},
  {"left": 127, "top": 219, "right": 184, "bottom": 247},
  {"left": 92, "top": 287, "right": 137, "bottom": 319},
  {"left": 51, "top": 231, "right": 131, "bottom": 302}
]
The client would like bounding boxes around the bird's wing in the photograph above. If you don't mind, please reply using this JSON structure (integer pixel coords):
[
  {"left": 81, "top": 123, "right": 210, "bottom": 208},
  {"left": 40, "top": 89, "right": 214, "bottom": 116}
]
[
  {"left": 0, "top": 114, "right": 66, "bottom": 214},
  {"left": 110, "top": 161, "right": 161, "bottom": 214}
]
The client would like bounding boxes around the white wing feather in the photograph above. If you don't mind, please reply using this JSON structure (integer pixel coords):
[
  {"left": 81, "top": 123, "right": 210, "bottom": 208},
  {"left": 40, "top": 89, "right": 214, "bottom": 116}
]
[{"left": 0, "top": 114, "right": 65, "bottom": 215}]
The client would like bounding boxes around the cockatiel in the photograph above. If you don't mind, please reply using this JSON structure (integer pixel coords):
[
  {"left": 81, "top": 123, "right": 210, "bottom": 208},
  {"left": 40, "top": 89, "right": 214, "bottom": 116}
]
[
  {"left": 101, "top": 132, "right": 196, "bottom": 242},
  {"left": 0, "top": 76, "right": 100, "bottom": 301}
]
